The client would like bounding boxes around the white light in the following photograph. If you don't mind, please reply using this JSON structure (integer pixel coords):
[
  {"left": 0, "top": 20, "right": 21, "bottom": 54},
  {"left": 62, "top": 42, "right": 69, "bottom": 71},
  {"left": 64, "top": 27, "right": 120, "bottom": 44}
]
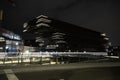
[
  {"left": 56, "top": 40, "right": 66, "bottom": 43},
  {"left": 0, "top": 47, "right": 3, "bottom": 49},
  {"left": 23, "top": 23, "right": 28, "bottom": 28},
  {"left": 52, "top": 35, "right": 63, "bottom": 38},
  {"left": 16, "top": 42, "right": 19, "bottom": 45},
  {"left": 69, "top": 50, "right": 71, "bottom": 52},
  {"left": 36, "top": 23, "right": 50, "bottom": 27},
  {"left": 36, "top": 40, "right": 43, "bottom": 42},
  {"left": 25, "top": 50, "right": 29, "bottom": 53},
  {"left": 36, "top": 15, "right": 48, "bottom": 19},
  {"left": 36, "top": 18, "right": 51, "bottom": 23},
  {"left": 56, "top": 45, "right": 59, "bottom": 47},
  {"left": 39, "top": 43, "right": 44, "bottom": 46},
  {"left": 0, "top": 37, "right": 5, "bottom": 42},
  {"left": 108, "top": 42, "right": 112, "bottom": 46},
  {"left": 2, "top": 33, "right": 13, "bottom": 39},
  {"left": 6, "top": 46, "right": 9, "bottom": 49},
  {"left": 83, "top": 51, "right": 86, "bottom": 53},
  {"left": 13, "top": 35, "right": 21, "bottom": 40},
  {"left": 23, "top": 29, "right": 27, "bottom": 32},
  {"left": 101, "top": 33, "right": 106, "bottom": 36},
  {"left": 53, "top": 32, "right": 65, "bottom": 35},
  {"left": 52, "top": 37, "right": 64, "bottom": 40},
  {"left": 104, "top": 37, "right": 109, "bottom": 40}
]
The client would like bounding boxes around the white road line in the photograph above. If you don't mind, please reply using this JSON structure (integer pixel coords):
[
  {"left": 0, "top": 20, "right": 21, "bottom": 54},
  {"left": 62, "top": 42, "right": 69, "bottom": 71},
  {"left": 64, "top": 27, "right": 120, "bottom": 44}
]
[{"left": 4, "top": 69, "right": 19, "bottom": 80}]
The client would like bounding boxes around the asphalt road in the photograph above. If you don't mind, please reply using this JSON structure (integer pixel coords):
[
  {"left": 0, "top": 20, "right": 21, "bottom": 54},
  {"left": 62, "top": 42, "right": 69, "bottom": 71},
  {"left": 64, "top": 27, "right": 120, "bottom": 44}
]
[
  {"left": 0, "top": 62, "right": 120, "bottom": 80},
  {"left": 15, "top": 67, "right": 120, "bottom": 80},
  {"left": 0, "top": 70, "right": 7, "bottom": 80}
]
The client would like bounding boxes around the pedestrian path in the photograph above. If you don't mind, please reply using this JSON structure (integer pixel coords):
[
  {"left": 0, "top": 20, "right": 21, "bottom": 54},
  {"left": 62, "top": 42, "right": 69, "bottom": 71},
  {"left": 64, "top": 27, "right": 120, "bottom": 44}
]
[{"left": 4, "top": 69, "right": 19, "bottom": 80}]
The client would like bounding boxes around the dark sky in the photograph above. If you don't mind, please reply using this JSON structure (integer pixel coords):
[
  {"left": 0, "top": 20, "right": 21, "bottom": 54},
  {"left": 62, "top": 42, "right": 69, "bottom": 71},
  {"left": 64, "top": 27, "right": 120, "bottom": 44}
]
[{"left": 0, "top": 0, "right": 120, "bottom": 46}]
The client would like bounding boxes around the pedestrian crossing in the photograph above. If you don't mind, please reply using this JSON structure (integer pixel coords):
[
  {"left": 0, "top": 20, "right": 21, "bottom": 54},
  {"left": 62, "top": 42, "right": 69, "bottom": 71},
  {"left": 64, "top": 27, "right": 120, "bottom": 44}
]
[{"left": 4, "top": 69, "right": 19, "bottom": 80}]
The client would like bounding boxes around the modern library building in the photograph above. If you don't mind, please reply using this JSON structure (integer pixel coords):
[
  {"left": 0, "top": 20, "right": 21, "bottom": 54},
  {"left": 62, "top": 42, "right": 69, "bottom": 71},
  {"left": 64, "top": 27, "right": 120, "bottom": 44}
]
[{"left": 23, "top": 15, "right": 111, "bottom": 52}]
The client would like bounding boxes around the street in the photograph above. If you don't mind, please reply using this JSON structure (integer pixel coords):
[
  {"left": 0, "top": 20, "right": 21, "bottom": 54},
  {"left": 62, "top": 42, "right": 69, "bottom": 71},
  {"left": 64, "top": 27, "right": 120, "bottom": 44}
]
[
  {"left": 0, "top": 62, "right": 120, "bottom": 80},
  {"left": 0, "top": 70, "right": 7, "bottom": 80},
  {"left": 15, "top": 67, "right": 120, "bottom": 80}
]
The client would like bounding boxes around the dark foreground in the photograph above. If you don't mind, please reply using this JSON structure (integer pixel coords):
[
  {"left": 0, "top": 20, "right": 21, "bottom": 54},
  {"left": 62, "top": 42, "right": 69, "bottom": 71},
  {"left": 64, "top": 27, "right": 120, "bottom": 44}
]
[
  {"left": 0, "top": 62, "right": 120, "bottom": 80},
  {"left": 15, "top": 67, "right": 120, "bottom": 80}
]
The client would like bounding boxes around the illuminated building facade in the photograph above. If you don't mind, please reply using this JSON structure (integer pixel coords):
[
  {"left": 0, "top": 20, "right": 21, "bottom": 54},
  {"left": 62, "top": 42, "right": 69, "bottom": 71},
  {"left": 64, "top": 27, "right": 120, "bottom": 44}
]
[
  {"left": 0, "top": 9, "right": 23, "bottom": 53},
  {"left": 23, "top": 15, "right": 110, "bottom": 52},
  {"left": 0, "top": 28, "right": 23, "bottom": 53}
]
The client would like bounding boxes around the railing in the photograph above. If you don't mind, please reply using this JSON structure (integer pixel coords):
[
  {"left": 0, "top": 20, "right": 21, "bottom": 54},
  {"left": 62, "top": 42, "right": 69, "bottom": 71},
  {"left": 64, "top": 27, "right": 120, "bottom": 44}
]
[{"left": 0, "top": 52, "right": 108, "bottom": 64}]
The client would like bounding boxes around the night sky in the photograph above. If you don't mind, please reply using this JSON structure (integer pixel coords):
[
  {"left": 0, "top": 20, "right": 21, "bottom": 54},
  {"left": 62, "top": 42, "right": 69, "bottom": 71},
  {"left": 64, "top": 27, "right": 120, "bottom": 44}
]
[{"left": 0, "top": 0, "right": 120, "bottom": 46}]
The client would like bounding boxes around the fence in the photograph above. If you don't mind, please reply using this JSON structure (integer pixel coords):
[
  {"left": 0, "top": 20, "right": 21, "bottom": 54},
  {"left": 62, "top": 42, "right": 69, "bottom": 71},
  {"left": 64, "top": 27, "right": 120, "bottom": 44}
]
[{"left": 0, "top": 52, "right": 108, "bottom": 64}]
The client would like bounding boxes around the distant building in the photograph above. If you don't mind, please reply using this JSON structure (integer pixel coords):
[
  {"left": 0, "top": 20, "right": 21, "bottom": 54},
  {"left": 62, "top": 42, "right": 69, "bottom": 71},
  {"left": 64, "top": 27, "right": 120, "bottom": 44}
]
[
  {"left": 23, "top": 15, "right": 110, "bottom": 52},
  {"left": 0, "top": 28, "right": 23, "bottom": 53},
  {"left": 0, "top": 9, "right": 23, "bottom": 54}
]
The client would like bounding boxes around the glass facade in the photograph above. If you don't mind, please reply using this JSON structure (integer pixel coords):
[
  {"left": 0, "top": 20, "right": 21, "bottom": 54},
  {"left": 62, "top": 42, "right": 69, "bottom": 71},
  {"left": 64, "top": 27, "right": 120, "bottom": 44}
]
[{"left": 0, "top": 28, "right": 23, "bottom": 54}]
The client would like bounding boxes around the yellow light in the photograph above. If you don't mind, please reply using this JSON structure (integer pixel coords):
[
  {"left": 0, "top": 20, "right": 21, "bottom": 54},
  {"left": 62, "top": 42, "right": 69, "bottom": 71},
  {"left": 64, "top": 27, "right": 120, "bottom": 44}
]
[{"left": 25, "top": 50, "right": 29, "bottom": 53}]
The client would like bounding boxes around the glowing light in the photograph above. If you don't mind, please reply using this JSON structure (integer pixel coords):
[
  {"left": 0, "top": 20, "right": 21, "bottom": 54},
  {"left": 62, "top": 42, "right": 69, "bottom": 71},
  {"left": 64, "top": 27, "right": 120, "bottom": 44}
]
[
  {"left": 23, "top": 23, "right": 28, "bottom": 28},
  {"left": 104, "top": 37, "right": 109, "bottom": 40},
  {"left": 36, "top": 18, "right": 51, "bottom": 23},
  {"left": 36, "top": 23, "right": 50, "bottom": 27},
  {"left": 56, "top": 40, "right": 66, "bottom": 43},
  {"left": 23, "top": 29, "right": 27, "bottom": 32},
  {"left": 25, "top": 50, "right": 29, "bottom": 53},
  {"left": 46, "top": 45, "right": 58, "bottom": 49},
  {"left": 0, "top": 37, "right": 5, "bottom": 42},
  {"left": 16, "top": 42, "right": 19, "bottom": 45},
  {"left": 6, "top": 46, "right": 9, "bottom": 49},
  {"left": 101, "top": 33, "right": 106, "bottom": 36},
  {"left": 83, "top": 51, "right": 86, "bottom": 53},
  {"left": 53, "top": 32, "right": 65, "bottom": 35},
  {"left": 36, "top": 15, "right": 48, "bottom": 19},
  {"left": 39, "top": 43, "right": 44, "bottom": 46},
  {"left": 0, "top": 47, "right": 3, "bottom": 49}
]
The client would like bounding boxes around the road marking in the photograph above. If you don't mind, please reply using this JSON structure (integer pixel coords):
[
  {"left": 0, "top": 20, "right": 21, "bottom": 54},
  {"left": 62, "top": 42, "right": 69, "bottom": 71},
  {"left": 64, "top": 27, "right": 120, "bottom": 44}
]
[{"left": 4, "top": 69, "right": 19, "bottom": 80}]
